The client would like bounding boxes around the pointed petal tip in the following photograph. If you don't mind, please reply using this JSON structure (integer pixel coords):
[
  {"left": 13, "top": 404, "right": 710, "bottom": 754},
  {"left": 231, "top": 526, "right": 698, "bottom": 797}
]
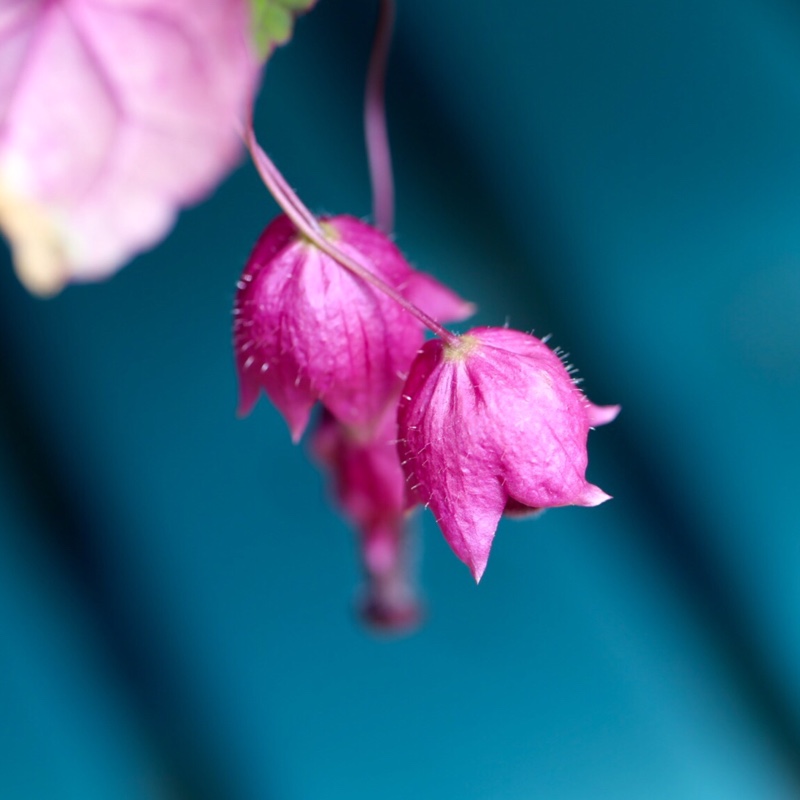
[
  {"left": 288, "top": 420, "right": 307, "bottom": 444},
  {"left": 468, "top": 553, "right": 489, "bottom": 583},
  {"left": 578, "top": 483, "right": 612, "bottom": 507},
  {"left": 437, "top": 493, "right": 502, "bottom": 585},
  {"left": 443, "top": 523, "right": 493, "bottom": 582},
  {"left": 236, "top": 390, "right": 258, "bottom": 418},
  {"left": 278, "top": 398, "right": 313, "bottom": 444},
  {"left": 268, "top": 394, "right": 314, "bottom": 444},
  {"left": 285, "top": 400, "right": 315, "bottom": 442},
  {"left": 457, "top": 300, "right": 479, "bottom": 322},
  {"left": 588, "top": 403, "right": 621, "bottom": 427}
]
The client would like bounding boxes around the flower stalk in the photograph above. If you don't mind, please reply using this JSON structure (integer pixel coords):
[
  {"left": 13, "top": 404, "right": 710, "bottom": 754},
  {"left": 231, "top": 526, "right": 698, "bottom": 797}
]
[
  {"left": 364, "top": 0, "right": 396, "bottom": 233},
  {"left": 235, "top": 0, "right": 616, "bottom": 601}
]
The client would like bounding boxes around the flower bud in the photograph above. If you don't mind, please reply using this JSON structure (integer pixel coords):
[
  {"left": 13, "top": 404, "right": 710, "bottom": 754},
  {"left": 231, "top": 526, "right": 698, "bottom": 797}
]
[
  {"left": 312, "top": 409, "right": 421, "bottom": 632},
  {"left": 234, "top": 214, "right": 472, "bottom": 441},
  {"left": 397, "top": 327, "right": 619, "bottom": 581}
]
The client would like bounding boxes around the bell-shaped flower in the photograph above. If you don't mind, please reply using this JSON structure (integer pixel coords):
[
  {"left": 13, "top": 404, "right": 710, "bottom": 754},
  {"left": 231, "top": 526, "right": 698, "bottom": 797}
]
[
  {"left": 397, "top": 326, "right": 619, "bottom": 582},
  {"left": 312, "top": 409, "right": 421, "bottom": 632},
  {"left": 234, "top": 213, "right": 472, "bottom": 441}
]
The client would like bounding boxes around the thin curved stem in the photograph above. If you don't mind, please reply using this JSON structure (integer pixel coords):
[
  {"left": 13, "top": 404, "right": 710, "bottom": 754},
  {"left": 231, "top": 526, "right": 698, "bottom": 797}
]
[
  {"left": 245, "top": 126, "right": 322, "bottom": 235},
  {"left": 244, "top": 127, "right": 459, "bottom": 347},
  {"left": 236, "top": 117, "right": 321, "bottom": 233},
  {"left": 364, "top": 0, "right": 396, "bottom": 233}
]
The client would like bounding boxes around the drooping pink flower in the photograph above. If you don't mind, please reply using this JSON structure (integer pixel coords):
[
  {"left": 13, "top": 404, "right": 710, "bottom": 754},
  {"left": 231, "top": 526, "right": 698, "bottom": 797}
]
[
  {"left": 234, "top": 213, "right": 473, "bottom": 441},
  {"left": 397, "top": 326, "right": 619, "bottom": 581},
  {"left": 312, "top": 409, "right": 420, "bottom": 632},
  {"left": 0, "top": 0, "right": 259, "bottom": 295}
]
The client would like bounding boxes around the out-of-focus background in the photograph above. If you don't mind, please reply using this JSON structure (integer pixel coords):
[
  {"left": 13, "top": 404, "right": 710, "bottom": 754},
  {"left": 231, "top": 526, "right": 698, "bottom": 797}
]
[{"left": 3, "top": 0, "right": 800, "bottom": 797}]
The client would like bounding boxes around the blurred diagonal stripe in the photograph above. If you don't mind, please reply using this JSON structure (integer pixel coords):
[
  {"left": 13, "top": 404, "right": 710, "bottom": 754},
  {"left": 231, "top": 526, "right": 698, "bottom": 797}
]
[{"left": 0, "top": 281, "right": 239, "bottom": 800}]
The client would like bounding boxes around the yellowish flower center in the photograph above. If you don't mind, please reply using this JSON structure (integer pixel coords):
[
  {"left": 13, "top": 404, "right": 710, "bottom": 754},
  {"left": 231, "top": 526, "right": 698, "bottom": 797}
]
[{"left": 443, "top": 334, "right": 480, "bottom": 362}]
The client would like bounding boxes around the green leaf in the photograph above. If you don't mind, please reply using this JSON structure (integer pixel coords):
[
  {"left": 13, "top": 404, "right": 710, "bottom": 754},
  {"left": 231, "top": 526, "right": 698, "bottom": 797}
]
[{"left": 249, "top": 0, "right": 317, "bottom": 60}]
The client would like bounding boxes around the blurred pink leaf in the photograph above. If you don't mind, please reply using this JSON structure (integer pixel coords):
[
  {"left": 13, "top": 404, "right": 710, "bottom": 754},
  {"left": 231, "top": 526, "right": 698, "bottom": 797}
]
[{"left": 0, "top": 0, "right": 260, "bottom": 295}]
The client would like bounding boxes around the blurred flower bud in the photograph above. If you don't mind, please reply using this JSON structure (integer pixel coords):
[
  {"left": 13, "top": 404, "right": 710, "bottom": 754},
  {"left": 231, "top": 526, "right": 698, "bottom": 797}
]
[{"left": 312, "top": 409, "right": 421, "bottom": 633}]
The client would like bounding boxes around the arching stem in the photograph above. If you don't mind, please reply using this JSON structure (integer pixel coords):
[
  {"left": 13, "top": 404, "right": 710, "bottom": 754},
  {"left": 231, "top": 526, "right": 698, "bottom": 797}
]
[{"left": 364, "top": 0, "right": 396, "bottom": 233}]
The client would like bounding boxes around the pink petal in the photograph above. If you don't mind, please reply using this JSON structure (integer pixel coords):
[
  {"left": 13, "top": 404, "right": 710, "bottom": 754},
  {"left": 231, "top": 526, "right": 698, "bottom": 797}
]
[
  {"left": 587, "top": 403, "right": 621, "bottom": 427},
  {"left": 401, "top": 271, "right": 476, "bottom": 324},
  {"left": 398, "top": 340, "right": 506, "bottom": 581}
]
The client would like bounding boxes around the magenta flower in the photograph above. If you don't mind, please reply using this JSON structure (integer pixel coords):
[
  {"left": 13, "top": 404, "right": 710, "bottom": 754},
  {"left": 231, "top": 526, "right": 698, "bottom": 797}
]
[
  {"left": 312, "top": 409, "right": 420, "bottom": 631},
  {"left": 234, "top": 213, "right": 472, "bottom": 441},
  {"left": 397, "top": 327, "right": 619, "bottom": 581}
]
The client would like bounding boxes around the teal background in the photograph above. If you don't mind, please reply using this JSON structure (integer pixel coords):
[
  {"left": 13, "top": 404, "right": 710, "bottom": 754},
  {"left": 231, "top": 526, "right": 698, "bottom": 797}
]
[{"left": 3, "top": 0, "right": 800, "bottom": 796}]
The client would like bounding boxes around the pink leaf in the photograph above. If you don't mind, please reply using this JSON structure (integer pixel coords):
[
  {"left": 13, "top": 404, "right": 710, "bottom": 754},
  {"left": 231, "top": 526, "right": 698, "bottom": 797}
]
[{"left": 0, "top": 0, "right": 260, "bottom": 295}]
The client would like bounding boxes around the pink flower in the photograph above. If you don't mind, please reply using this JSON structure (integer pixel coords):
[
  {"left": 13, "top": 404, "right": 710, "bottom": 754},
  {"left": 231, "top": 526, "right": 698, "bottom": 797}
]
[
  {"left": 0, "top": 0, "right": 259, "bottom": 294},
  {"left": 397, "top": 327, "right": 619, "bottom": 581},
  {"left": 234, "top": 213, "right": 472, "bottom": 441},
  {"left": 312, "top": 409, "right": 421, "bottom": 632}
]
